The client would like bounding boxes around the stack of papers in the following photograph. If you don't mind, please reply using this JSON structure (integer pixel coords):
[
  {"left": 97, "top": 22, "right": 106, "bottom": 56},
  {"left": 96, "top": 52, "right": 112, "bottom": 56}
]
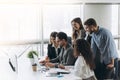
[
  {"left": 45, "top": 68, "right": 70, "bottom": 77},
  {"left": 56, "top": 68, "right": 70, "bottom": 74}
]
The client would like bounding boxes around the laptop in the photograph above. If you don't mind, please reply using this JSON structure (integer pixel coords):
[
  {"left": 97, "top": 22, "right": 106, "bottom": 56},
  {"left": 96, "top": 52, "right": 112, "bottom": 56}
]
[{"left": 33, "top": 54, "right": 48, "bottom": 71}]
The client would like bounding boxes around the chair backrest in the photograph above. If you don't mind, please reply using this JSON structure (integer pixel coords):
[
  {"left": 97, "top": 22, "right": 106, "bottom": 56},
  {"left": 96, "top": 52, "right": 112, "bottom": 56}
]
[{"left": 67, "top": 37, "right": 72, "bottom": 44}]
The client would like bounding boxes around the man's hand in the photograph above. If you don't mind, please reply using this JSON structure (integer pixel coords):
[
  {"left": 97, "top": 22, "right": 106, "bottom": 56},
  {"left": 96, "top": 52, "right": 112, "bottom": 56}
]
[
  {"left": 107, "top": 63, "right": 114, "bottom": 69},
  {"left": 39, "top": 59, "right": 49, "bottom": 65},
  {"left": 45, "top": 56, "right": 50, "bottom": 61},
  {"left": 45, "top": 62, "right": 55, "bottom": 68},
  {"left": 58, "top": 64, "right": 65, "bottom": 69},
  {"left": 107, "top": 58, "right": 114, "bottom": 69}
]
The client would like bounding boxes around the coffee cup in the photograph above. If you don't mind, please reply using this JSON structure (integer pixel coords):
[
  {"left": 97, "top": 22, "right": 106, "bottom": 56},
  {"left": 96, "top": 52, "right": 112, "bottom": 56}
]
[{"left": 32, "top": 63, "right": 37, "bottom": 71}]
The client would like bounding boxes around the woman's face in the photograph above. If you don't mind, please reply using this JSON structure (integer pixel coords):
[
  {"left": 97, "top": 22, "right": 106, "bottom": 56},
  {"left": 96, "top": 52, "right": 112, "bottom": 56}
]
[
  {"left": 71, "top": 21, "right": 80, "bottom": 31},
  {"left": 50, "top": 36, "right": 56, "bottom": 44}
]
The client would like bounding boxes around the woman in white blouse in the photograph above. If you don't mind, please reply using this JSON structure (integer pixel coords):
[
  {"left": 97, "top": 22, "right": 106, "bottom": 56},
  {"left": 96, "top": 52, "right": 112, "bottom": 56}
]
[{"left": 73, "top": 39, "right": 97, "bottom": 80}]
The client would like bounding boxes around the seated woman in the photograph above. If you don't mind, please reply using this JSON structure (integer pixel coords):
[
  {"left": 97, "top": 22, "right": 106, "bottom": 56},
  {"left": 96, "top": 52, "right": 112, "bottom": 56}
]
[
  {"left": 46, "top": 31, "right": 61, "bottom": 60},
  {"left": 73, "top": 39, "right": 97, "bottom": 80}
]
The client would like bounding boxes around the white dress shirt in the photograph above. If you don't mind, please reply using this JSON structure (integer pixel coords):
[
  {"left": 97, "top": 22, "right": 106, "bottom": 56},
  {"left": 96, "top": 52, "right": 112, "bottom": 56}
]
[{"left": 74, "top": 55, "right": 95, "bottom": 79}]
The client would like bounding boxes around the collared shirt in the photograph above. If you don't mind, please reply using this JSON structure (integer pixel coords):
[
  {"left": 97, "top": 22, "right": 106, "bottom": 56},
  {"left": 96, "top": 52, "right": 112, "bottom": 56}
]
[
  {"left": 50, "top": 43, "right": 76, "bottom": 66},
  {"left": 91, "top": 26, "right": 118, "bottom": 64}
]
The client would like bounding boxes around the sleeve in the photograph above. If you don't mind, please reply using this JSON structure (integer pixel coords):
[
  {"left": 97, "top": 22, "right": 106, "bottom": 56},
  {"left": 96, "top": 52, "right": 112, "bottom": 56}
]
[
  {"left": 100, "top": 31, "right": 117, "bottom": 57},
  {"left": 91, "top": 37, "right": 101, "bottom": 64},
  {"left": 91, "top": 37, "right": 97, "bottom": 58},
  {"left": 65, "top": 48, "right": 76, "bottom": 65},
  {"left": 98, "top": 30, "right": 118, "bottom": 64},
  {"left": 74, "top": 57, "right": 84, "bottom": 77},
  {"left": 50, "top": 56, "right": 60, "bottom": 63},
  {"left": 50, "top": 49, "right": 62, "bottom": 63}
]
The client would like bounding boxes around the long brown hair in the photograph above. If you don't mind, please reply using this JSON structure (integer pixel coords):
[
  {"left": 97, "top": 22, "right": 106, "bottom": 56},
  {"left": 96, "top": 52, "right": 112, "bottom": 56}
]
[
  {"left": 74, "top": 39, "right": 95, "bottom": 70},
  {"left": 71, "top": 17, "right": 84, "bottom": 40},
  {"left": 49, "top": 31, "right": 58, "bottom": 44}
]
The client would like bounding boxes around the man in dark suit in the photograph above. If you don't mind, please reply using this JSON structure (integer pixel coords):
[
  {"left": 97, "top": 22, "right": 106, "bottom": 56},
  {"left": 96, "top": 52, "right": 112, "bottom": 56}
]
[{"left": 41, "top": 32, "right": 76, "bottom": 68}]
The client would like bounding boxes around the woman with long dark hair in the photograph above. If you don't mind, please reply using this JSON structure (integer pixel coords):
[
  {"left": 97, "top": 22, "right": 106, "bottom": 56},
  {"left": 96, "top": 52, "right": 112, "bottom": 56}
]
[{"left": 73, "top": 39, "right": 97, "bottom": 80}]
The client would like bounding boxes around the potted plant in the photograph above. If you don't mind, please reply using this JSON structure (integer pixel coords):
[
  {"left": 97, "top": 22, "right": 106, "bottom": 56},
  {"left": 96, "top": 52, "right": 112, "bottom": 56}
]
[{"left": 27, "top": 50, "right": 38, "bottom": 65}]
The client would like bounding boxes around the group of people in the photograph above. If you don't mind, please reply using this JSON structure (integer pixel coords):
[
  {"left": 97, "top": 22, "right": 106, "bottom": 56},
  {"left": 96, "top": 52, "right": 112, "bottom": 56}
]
[{"left": 40, "top": 18, "right": 119, "bottom": 80}]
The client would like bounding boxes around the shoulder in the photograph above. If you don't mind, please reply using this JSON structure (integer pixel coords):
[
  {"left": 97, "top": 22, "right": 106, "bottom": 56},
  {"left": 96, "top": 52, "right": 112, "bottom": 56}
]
[
  {"left": 75, "top": 56, "right": 85, "bottom": 66},
  {"left": 48, "top": 44, "right": 52, "bottom": 46},
  {"left": 67, "top": 44, "right": 73, "bottom": 51},
  {"left": 95, "top": 27, "right": 112, "bottom": 39},
  {"left": 80, "top": 28, "right": 85, "bottom": 32},
  {"left": 48, "top": 44, "right": 54, "bottom": 49},
  {"left": 77, "top": 56, "right": 84, "bottom": 61},
  {"left": 100, "top": 27, "right": 111, "bottom": 35},
  {"left": 102, "top": 28, "right": 113, "bottom": 40},
  {"left": 80, "top": 28, "right": 86, "bottom": 34}
]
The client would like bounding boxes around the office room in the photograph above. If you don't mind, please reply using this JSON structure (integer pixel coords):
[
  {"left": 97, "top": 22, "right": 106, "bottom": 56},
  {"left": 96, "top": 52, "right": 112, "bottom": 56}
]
[{"left": 0, "top": 0, "right": 120, "bottom": 80}]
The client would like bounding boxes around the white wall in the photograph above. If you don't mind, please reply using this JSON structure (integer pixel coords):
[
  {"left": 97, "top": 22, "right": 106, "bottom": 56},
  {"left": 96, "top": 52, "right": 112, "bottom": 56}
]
[
  {"left": 84, "top": 4, "right": 112, "bottom": 30},
  {"left": 0, "top": 0, "right": 120, "bottom": 4}
]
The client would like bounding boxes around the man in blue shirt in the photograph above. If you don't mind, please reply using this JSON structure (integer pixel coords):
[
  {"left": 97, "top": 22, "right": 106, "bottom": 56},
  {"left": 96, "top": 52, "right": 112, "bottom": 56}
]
[{"left": 84, "top": 18, "right": 118, "bottom": 80}]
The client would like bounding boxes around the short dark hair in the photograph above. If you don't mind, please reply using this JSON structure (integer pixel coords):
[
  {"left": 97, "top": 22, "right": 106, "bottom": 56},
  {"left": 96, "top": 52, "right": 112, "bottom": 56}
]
[
  {"left": 84, "top": 18, "right": 97, "bottom": 27},
  {"left": 50, "top": 31, "right": 58, "bottom": 38},
  {"left": 57, "top": 32, "right": 67, "bottom": 41}
]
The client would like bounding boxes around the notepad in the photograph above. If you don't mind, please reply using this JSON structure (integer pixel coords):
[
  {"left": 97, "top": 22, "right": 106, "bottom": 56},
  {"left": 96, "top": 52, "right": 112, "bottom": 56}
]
[
  {"left": 56, "top": 68, "right": 70, "bottom": 74},
  {"left": 46, "top": 68, "right": 70, "bottom": 77}
]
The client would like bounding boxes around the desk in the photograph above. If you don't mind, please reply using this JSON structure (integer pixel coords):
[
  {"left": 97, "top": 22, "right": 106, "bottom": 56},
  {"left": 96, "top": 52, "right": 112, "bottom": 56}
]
[{"left": 17, "top": 60, "right": 80, "bottom": 80}]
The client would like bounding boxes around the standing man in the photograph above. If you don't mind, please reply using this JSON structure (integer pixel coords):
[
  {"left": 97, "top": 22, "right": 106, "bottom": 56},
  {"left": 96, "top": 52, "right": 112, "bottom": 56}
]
[{"left": 84, "top": 18, "right": 118, "bottom": 80}]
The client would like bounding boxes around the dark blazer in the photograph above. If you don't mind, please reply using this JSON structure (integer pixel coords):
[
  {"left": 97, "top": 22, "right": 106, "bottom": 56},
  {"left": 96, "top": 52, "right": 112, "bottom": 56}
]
[
  {"left": 47, "top": 44, "right": 61, "bottom": 60},
  {"left": 50, "top": 43, "right": 76, "bottom": 66},
  {"left": 81, "top": 28, "right": 92, "bottom": 45},
  {"left": 86, "top": 35, "right": 92, "bottom": 45}
]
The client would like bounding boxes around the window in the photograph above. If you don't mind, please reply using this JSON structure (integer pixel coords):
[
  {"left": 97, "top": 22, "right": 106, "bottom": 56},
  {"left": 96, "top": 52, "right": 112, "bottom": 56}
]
[
  {"left": 43, "top": 5, "right": 82, "bottom": 39},
  {"left": 43, "top": 4, "right": 82, "bottom": 55},
  {"left": 0, "top": 4, "right": 40, "bottom": 42}
]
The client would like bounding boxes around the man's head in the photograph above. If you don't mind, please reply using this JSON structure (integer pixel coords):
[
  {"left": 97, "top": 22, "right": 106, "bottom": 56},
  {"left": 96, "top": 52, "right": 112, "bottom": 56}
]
[
  {"left": 84, "top": 18, "right": 98, "bottom": 34},
  {"left": 56, "top": 32, "right": 67, "bottom": 47}
]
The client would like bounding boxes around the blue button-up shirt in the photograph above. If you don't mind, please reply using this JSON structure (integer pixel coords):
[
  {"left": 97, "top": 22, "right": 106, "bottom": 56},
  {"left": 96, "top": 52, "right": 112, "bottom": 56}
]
[{"left": 91, "top": 26, "right": 118, "bottom": 65}]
